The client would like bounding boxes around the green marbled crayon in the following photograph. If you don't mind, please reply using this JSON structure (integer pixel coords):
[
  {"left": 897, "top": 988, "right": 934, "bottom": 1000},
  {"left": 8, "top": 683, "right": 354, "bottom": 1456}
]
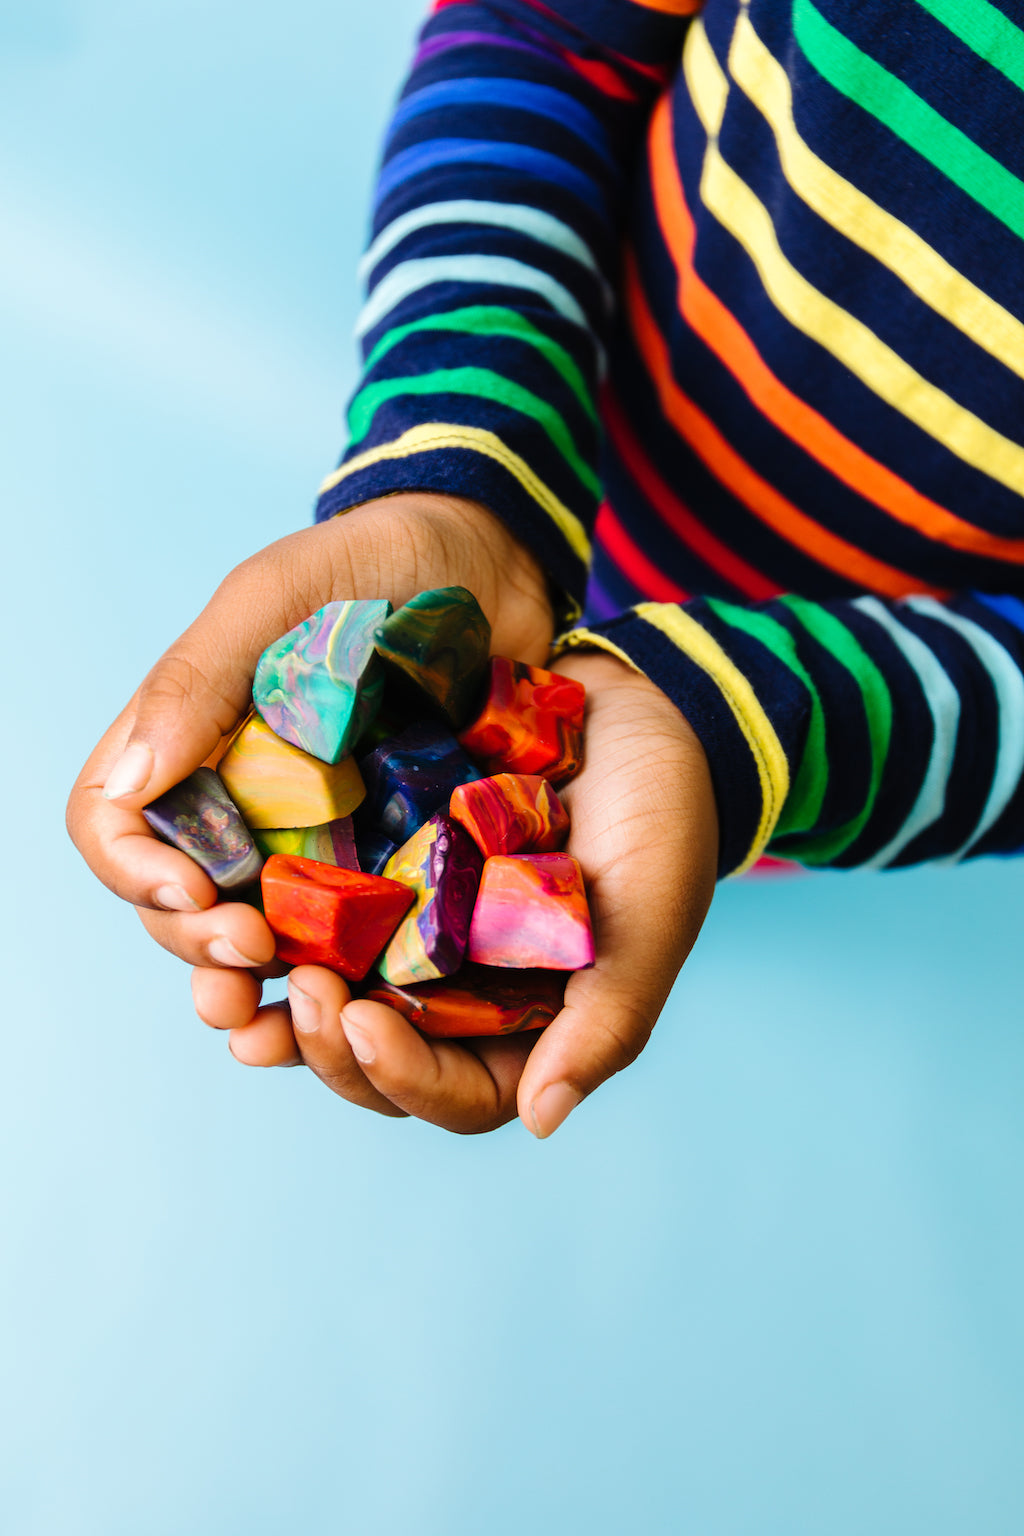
[{"left": 375, "top": 585, "right": 491, "bottom": 728}]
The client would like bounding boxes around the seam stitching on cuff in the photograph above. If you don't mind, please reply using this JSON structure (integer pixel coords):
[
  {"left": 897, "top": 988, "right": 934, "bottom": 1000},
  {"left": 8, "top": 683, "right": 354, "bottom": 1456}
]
[{"left": 317, "top": 422, "right": 591, "bottom": 564}]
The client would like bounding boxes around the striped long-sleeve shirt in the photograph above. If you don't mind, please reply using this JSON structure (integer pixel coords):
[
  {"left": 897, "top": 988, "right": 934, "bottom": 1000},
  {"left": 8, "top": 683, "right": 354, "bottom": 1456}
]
[{"left": 315, "top": 0, "right": 1024, "bottom": 878}]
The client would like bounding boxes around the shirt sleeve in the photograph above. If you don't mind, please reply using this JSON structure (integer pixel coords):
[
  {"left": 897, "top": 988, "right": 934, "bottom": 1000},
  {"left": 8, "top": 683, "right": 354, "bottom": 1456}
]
[
  {"left": 314, "top": 0, "right": 702, "bottom": 625},
  {"left": 557, "top": 592, "right": 1024, "bottom": 877}
]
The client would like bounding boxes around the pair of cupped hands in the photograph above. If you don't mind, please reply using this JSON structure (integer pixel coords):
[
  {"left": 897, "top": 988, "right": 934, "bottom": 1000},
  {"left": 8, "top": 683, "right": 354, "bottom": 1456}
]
[{"left": 67, "top": 495, "right": 719, "bottom": 1138}]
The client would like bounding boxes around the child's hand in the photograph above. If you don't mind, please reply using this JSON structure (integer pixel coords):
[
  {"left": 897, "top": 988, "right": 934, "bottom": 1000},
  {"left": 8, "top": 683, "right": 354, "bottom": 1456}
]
[
  {"left": 66, "top": 494, "right": 554, "bottom": 980},
  {"left": 215, "top": 650, "right": 719, "bottom": 1137}
]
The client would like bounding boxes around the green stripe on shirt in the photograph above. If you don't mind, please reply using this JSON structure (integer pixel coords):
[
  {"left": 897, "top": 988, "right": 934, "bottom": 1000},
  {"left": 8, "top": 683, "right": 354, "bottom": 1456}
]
[
  {"left": 915, "top": 0, "right": 1024, "bottom": 93},
  {"left": 346, "top": 364, "right": 601, "bottom": 495},
  {"left": 707, "top": 598, "right": 829, "bottom": 836},
  {"left": 794, "top": 0, "right": 1024, "bottom": 241},
  {"left": 362, "top": 305, "right": 599, "bottom": 423},
  {"left": 774, "top": 595, "right": 893, "bottom": 862}
]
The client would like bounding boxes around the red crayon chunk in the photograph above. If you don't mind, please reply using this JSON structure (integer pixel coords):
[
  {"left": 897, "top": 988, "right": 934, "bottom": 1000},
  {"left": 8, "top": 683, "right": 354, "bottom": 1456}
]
[
  {"left": 261, "top": 854, "right": 413, "bottom": 981},
  {"left": 449, "top": 773, "right": 569, "bottom": 857},
  {"left": 363, "top": 964, "right": 566, "bottom": 1038},
  {"left": 458, "top": 658, "right": 585, "bottom": 785},
  {"left": 466, "top": 853, "right": 594, "bottom": 971}
]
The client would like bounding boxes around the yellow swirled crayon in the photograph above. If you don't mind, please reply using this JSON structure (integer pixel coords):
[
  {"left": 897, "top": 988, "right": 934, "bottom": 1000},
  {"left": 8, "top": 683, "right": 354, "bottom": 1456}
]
[{"left": 219, "top": 714, "right": 364, "bottom": 829}]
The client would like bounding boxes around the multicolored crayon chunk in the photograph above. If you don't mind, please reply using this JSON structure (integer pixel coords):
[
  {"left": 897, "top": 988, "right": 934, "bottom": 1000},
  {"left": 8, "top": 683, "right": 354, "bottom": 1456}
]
[
  {"left": 467, "top": 853, "right": 594, "bottom": 970},
  {"left": 458, "top": 658, "right": 585, "bottom": 784},
  {"left": 143, "top": 767, "right": 263, "bottom": 890},
  {"left": 252, "top": 816, "right": 359, "bottom": 871},
  {"left": 363, "top": 964, "right": 566, "bottom": 1037},
  {"left": 135, "top": 586, "right": 595, "bottom": 1027},
  {"left": 218, "top": 714, "right": 365, "bottom": 829},
  {"left": 376, "top": 585, "right": 491, "bottom": 727},
  {"left": 357, "top": 723, "right": 479, "bottom": 845},
  {"left": 260, "top": 854, "right": 413, "bottom": 980},
  {"left": 253, "top": 599, "right": 390, "bottom": 764},
  {"left": 355, "top": 828, "right": 401, "bottom": 876},
  {"left": 377, "top": 814, "right": 484, "bottom": 985},
  {"left": 449, "top": 773, "right": 569, "bottom": 857}
]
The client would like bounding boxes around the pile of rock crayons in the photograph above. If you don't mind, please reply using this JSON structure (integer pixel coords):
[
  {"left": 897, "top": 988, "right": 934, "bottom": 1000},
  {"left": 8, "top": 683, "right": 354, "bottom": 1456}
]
[{"left": 142, "top": 586, "right": 593, "bottom": 1038}]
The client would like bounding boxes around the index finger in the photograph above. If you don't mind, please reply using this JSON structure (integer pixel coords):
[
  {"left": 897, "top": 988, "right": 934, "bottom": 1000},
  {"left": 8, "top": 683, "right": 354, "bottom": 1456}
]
[{"left": 338, "top": 998, "right": 539, "bottom": 1134}]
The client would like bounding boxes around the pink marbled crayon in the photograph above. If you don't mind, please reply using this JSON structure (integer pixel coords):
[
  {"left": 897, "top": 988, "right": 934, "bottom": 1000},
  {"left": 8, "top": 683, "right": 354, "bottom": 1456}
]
[{"left": 466, "top": 853, "right": 594, "bottom": 971}]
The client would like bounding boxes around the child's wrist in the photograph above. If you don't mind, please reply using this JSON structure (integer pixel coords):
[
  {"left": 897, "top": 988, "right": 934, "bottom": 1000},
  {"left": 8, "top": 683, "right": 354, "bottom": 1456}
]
[{"left": 328, "top": 491, "right": 556, "bottom": 657}]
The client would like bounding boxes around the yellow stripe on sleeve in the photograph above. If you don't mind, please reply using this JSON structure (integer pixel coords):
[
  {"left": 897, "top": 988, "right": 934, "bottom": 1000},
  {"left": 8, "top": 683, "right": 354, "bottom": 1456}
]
[
  {"left": 552, "top": 626, "right": 646, "bottom": 674},
  {"left": 318, "top": 422, "right": 592, "bottom": 565},
  {"left": 729, "top": 8, "right": 1024, "bottom": 385},
  {"left": 635, "top": 601, "right": 790, "bottom": 873},
  {"left": 685, "top": 20, "right": 1024, "bottom": 501}
]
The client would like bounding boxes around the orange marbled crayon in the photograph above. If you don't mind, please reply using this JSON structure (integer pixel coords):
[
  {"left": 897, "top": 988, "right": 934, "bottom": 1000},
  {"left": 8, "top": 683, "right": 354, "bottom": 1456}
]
[
  {"left": 449, "top": 772, "right": 569, "bottom": 857},
  {"left": 363, "top": 964, "right": 566, "bottom": 1037},
  {"left": 457, "top": 658, "right": 585, "bottom": 784},
  {"left": 261, "top": 854, "right": 413, "bottom": 980}
]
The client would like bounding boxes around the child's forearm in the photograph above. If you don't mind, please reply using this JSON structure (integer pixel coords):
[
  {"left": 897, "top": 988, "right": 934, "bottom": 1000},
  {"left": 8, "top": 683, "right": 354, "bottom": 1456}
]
[
  {"left": 557, "top": 589, "right": 1024, "bottom": 874},
  {"left": 315, "top": 0, "right": 697, "bottom": 625}
]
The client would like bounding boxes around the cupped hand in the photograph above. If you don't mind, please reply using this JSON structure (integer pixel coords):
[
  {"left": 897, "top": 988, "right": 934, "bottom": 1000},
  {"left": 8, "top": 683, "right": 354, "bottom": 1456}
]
[
  {"left": 215, "top": 649, "right": 720, "bottom": 1137},
  {"left": 66, "top": 493, "right": 555, "bottom": 982}
]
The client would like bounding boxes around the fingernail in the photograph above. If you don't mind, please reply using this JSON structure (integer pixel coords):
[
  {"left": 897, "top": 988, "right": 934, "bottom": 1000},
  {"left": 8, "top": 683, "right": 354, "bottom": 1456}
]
[
  {"left": 288, "top": 979, "right": 321, "bottom": 1034},
  {"left": 529, "top": 1082, "right": 582, "bottom": 1139},
  {"left": 154, "top": 883, "right": 200, "bottom": 912},
  {"left": 341, "top": 1010, "right": 375, "bottom": 1065},
  {"left": 209, "top": 936, "right": 261, "bottom": 968},
  {"left": 102, "top": 742, "right": 154, "bottom": 800}
]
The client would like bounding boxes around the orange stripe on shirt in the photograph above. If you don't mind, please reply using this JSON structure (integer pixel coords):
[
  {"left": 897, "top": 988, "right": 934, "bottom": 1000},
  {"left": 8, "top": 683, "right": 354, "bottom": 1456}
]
[
  {"left": 648, "top": 92, "right": 1024, "bottom": 569},
  {"left": 624, "top": 252, "right": 940, "bottom": 596},
  {"left": 628, "top": 0, "right": 704, "bottom": 13}
]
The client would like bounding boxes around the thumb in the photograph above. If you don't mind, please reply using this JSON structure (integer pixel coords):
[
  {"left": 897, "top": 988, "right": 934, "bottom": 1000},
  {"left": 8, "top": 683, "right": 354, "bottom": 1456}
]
[
  {"left": 513, "top": 650, "right": 719, "bottom": 1139},
  {"left": 515, "top": 814, "right": 716, "bottom": 1139},
  {"left": 101, "top": 642, "right": 255, "bottom": 806},
  {"left": 99, "top": 558, "right": 297, "bottom": 805},
  {"left": 514, "top": 900, "right": 704, "bottom": 1140}
]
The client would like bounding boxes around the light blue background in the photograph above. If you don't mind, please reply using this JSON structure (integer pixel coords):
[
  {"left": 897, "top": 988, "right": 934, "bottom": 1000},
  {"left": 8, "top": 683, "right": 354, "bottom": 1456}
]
[{"left": 4, "top": 4, "right": 1024, "bottom": 1532}]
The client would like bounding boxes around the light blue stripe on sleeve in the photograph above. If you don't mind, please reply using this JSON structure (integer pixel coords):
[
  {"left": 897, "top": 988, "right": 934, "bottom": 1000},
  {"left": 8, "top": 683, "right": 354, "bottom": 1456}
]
[
  {"left": 908, "top": 597, "right": 1024, "bottom": 860},
  {"left": 356, "top": 254, "right": 595, "bottom": 345},
  {"left": 853, "top": 598, "right": 960, "bottom": 867},
  {"left": 376, "top": 139, "right": 603, "bottom": 214},
  {"left": 387, "top": 79, "right": 613, "bottom": 166},
  {"left": 359, "top": 200, "right": 611, "bottom": 308}
]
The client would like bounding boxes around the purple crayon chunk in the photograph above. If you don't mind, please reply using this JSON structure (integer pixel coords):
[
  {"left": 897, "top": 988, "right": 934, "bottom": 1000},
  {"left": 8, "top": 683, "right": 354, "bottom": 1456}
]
[
  {"left": 357, "top": 723, "right": 480, "bottom": 845},
  {"left": 378, "top": 814, "right": 484, "bottom": 985},
  {"left": 143, "top": 768, "right": 263, "bottom": 890},
  {"left": 329, "top": 815, "right": 361, "bottom": 871}
]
